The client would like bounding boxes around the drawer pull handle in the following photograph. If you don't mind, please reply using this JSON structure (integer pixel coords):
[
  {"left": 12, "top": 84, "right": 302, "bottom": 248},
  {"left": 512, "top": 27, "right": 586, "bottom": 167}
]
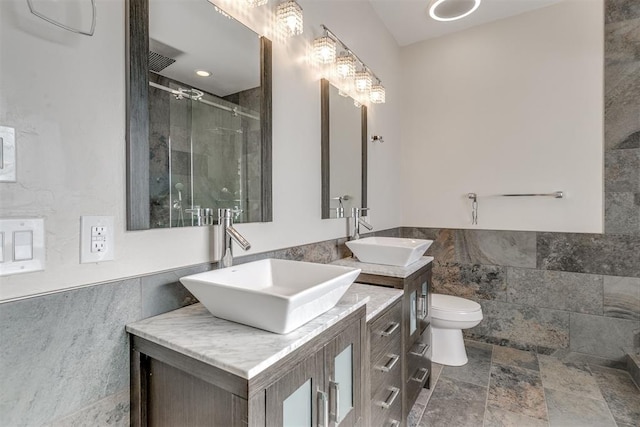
[
  {"left": 388, "top": 420, "right": 400, "bottom": 427},
  {"left": 376, "top": 354, "right": 400, "bottom": 372},
  {"left": 411, "top": 367, "right": 429, "bottom": 383},
  {"left": 410, "top": 342, "right": 429, "bottom": 357},
  {"left": 380, "top": 321, "right": 400, "bottom": 337},
  {"left": 377, "top": 386, "right": 400, "bottom": 409},
  {"left": 317, "top": 390, "right": 328, "bottom": 427}
]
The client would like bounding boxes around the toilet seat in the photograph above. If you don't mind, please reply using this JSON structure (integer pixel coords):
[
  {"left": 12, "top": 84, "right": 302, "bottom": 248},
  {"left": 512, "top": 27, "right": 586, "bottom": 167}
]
[{"left": 431, "top": 294, "right": 483, "bottom": 322}]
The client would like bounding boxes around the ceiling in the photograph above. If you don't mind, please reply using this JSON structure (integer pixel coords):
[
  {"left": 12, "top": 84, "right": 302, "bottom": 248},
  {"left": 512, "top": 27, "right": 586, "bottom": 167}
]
[{"left": 368, "top": 0, "right": 564, "bottom": 46}]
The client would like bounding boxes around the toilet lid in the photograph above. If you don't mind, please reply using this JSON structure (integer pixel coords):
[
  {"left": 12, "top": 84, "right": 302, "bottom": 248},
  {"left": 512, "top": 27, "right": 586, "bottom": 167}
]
[{"left": 431, "top": 294, "right": 481, "bottom": 313}]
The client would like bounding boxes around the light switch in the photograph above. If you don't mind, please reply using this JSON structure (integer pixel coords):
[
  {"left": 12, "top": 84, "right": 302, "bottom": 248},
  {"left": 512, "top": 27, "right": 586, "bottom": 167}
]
[
  {"left": 0, "top": 218, "right": 45, "bottom": 276},
  {"left": 13, "top": 230, "right": 33, "bottom": 261}
]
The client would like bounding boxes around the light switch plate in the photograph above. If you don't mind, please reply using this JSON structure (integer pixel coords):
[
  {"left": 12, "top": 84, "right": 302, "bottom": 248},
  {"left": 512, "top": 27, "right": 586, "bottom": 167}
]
[
  {"left": 80, "top": 216, "right": 114, "bottom": 263},
  {"left": 0, "top": 126, "right": 16, "bottom": 182},
  {"left": 0, "top": 218, "right": 45, "bottom": 276}
]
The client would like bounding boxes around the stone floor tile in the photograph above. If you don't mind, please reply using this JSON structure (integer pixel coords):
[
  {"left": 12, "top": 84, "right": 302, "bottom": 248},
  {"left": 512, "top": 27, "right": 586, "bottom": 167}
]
[
  {"left": 545, "top": 388, "right": 616, "bottom": 427},
  {"left": 492, "top": 345, "right": 540, "bottom": 371},
  {"left": 538, "top": 355, "right": 605, "bottom": 401},
  {"left": 418, "top": 377, "right": 486, "bottom": 427},
  {"left": 440, "top": 340, "right": 493, "bottom": 387},
  {"left": 487, "top": 364, "right": 548, "bottom": 420},
  {"left": 591, "top": 365, "right": 640, "bottom": 426},
  {"left": 483, "top": 406, "right": 549, "bottom": 427}
]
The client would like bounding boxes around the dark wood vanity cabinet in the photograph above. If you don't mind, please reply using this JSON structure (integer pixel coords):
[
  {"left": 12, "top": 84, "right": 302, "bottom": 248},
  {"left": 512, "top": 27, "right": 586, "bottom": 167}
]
[
  {"left": 130, "top": 307, "right": 365, "bottom": 427},
  {"left": 357, "top": 262, "right": 433, "bottom": 424}
]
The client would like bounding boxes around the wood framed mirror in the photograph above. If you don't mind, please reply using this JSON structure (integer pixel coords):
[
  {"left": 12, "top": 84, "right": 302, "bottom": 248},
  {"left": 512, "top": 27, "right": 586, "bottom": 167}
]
[
  {"left": 126, "top": 0, "right": 272, "bottom": 230},
  {"left": 321, "top": 79, "right": 367, "bottom": 219}
]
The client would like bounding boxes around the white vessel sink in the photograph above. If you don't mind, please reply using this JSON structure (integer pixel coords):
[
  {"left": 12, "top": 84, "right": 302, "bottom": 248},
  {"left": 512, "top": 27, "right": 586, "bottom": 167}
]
[
  {"left": 179, "top": 259, "right": 361, "bottom": 334},
  {"left": 345, "top": 237, "right": 433, "bottom": 267}
]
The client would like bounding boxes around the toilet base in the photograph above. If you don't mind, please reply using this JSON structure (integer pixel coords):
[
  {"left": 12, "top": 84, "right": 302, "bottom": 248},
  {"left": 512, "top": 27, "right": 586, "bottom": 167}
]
[{"left": 431, "top": 327, "right": 468, "bottom": 366}]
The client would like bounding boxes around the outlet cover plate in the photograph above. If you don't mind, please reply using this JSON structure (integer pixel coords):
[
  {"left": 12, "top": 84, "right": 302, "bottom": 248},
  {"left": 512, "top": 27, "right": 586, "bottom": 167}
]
[{"left": 80, "top": 216, "right": 114, "bottom": 263}]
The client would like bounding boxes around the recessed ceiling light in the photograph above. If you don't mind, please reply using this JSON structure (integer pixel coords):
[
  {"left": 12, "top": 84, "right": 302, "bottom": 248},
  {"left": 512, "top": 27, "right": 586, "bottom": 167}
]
[
  {"left": 428, "top": 0, "right": 481, "bottom": 22},
  {"left": 195, "top": 70, "right": 211, "bottom": 77}
]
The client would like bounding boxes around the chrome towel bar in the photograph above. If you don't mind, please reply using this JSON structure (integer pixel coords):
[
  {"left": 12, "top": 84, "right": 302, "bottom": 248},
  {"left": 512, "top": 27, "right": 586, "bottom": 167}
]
[{"left": 501, "top": 191, "right": 564, "bottom": 198}]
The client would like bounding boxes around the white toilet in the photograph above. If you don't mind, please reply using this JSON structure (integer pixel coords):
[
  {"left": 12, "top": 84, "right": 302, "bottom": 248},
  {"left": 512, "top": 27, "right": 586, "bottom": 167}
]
[{"left": 431, "top": 294, "right": 483, "bottom": 366}]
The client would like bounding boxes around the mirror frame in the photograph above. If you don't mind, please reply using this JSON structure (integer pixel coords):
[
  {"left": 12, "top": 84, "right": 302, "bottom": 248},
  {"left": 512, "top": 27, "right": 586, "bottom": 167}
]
[
  {"left": 321, "top": 79, "right": 367, "bottom": 219},
  {"left": 125, "top": 0, "right": 272, "bottom": 230}
]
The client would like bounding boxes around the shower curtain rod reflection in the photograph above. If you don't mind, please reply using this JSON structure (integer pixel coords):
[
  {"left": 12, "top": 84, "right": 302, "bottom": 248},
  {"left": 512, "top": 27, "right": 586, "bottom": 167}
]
[{"left": 149, "top": 81, "right": 260, "bottom": 121}]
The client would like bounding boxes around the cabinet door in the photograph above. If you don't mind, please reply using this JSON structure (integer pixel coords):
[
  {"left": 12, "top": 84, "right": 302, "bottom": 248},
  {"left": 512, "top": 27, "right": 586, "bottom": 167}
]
[
  {"left": 325, "top": 319, "right": 362, "bottom": 427},
  {"left": 266, "top": 349, "right": 325, "bottom": 427}
]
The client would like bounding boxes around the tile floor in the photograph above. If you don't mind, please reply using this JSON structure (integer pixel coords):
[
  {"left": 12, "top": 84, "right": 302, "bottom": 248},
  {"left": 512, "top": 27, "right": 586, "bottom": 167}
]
[{"left": 409, "top": 341, "right": 640, "bottom": 427}]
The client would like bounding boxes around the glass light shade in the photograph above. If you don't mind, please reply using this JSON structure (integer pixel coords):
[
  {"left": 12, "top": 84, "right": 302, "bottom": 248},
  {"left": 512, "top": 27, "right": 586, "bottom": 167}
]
[
  {"left": 370, "top": 84, "right": 385, "bottom": 103},
  {"left": 354, "top": 70, "right": 372, "bottom": 93},
  {"left": 312, "top": 36, "right": 337, "bottom": 64},
  {"left": 246, "top": 0, "right": 269, "bottom": 6},
  {"left": 335, "top": 53, "right": 355, "bottom": 79},
  {"left": 428, "top": 0, "right": 481, "bottom": 22},
  {"left": 277, "top": 0, "right": 303, "bottom": 36}
]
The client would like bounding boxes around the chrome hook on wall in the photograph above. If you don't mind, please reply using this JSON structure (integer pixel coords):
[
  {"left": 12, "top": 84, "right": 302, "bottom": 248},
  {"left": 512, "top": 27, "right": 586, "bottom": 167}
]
[
  {"left": 370, "top": 135, "right": 384, "bottom": 143},
  {"left": 467, "top": 193, "right": 478, "bottom": 225}
]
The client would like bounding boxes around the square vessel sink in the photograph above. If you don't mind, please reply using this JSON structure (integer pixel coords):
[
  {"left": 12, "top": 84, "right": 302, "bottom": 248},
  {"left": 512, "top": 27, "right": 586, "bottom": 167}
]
[
  {"left": 345, "top": 237, "right": 433, "bottom": 267},
  {"left": 179, "top": 259, "right": 361, "bottom": 334}
]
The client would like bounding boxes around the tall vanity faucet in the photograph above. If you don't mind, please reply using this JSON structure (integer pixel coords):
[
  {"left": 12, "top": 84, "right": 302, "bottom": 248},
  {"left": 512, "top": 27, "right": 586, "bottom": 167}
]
[
  {"left": 218, "top": 208, "right": 251, "bottom": 268},
  {"left": 350, "top": 207, "right": 373, "bottom": 240}
]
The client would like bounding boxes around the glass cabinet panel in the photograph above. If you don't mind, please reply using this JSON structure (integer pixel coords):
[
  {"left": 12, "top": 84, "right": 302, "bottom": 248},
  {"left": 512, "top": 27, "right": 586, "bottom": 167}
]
[
  {"left": 283, "top": 379, "right": 312, "bottom": 427},
  {"left": 334, "top": 344, "right": 354, "bottom": 424}
]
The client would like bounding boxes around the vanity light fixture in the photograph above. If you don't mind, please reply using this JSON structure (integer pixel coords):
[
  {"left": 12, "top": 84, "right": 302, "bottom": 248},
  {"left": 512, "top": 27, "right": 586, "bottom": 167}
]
[
  {"left": 428, "top": 0, "right": 481, "bottom": 22},
  {"left": 370, "top": 83, "right": 385, "bottom": 104},
  {"left": 354, "top": 69, "right": 372, "bottom": 93},
  {"left": 312, "top": 34, "right": 337, "bottom": 65},
  {"left": 195, "top": 70, "right": 211, "bottom": 77},
  {"left": 318, "top": 24, "right": 386, "bottom": 104},
  {"left": 335, "top": 52, "right": 356, "bottom": 79},
  {"left": 277, "top": 0, "right": 303, "bottom": 36}
]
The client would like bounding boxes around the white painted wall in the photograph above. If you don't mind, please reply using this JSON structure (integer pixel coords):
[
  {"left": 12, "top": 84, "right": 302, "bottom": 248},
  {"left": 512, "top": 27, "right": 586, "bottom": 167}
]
[
  {"left": 400, "top": 1, "right": 604, "bottom": 232},
  {"left": 0, "top": 0, "right": 403, "bottom": 301}
]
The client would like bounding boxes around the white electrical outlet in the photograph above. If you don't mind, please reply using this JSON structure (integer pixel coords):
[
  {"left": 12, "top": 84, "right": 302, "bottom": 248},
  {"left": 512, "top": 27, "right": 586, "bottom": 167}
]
[{"left": 80, "top": 216, "right": 114, "bottom": 263}]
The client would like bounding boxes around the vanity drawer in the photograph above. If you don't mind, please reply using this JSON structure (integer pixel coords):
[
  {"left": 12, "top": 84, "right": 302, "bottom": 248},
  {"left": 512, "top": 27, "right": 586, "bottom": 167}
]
[
  {"left": 370, "top": 379, "right": 403, "bottom": 427},
  {"left": 370, "top": 343, "right": 402, "bottom": 396},
  {"left": 369, "top": 301, "right": 402, "bottom": 359}
]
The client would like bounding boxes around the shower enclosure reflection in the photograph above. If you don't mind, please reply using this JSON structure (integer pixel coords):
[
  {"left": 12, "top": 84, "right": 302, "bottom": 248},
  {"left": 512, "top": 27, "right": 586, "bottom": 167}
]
[{"left": 149, "top": 74, "right": 262, "bottom": 228}]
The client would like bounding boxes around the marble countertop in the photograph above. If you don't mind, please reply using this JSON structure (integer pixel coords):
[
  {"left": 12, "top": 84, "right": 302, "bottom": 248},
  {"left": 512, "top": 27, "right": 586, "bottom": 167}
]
[
  {"left": 346, "top": 283, "right": 403, "bottom": 322},
  {"left": 127, "top": 293, "right": 369, "bottom": 380},
  {"left": 332, "top": 256, "right": 434, "bottom": 279}
]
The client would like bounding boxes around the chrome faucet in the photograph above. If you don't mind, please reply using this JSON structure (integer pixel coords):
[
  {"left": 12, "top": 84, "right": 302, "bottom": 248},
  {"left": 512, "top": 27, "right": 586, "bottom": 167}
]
[
  {"left": 350, "top": 207, "right": 373, "bottom": 240},
  {"left": 218, "top": 208, "right": 251, "bottom": 268}
]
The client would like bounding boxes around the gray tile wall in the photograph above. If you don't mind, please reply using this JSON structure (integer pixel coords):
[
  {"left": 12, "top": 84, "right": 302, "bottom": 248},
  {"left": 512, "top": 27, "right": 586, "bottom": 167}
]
[{"left": 402, "top": 227, "right": 640, "bottom": 360}]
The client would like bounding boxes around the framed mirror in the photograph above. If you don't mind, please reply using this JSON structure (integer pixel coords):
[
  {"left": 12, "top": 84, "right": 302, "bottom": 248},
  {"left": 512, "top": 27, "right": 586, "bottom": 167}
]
[
  {"left": 126, "top": 0, "right": 272, "bottom": 230},
  {"left": 321, "top": 79, "right": 367, "bottom": 219}
]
